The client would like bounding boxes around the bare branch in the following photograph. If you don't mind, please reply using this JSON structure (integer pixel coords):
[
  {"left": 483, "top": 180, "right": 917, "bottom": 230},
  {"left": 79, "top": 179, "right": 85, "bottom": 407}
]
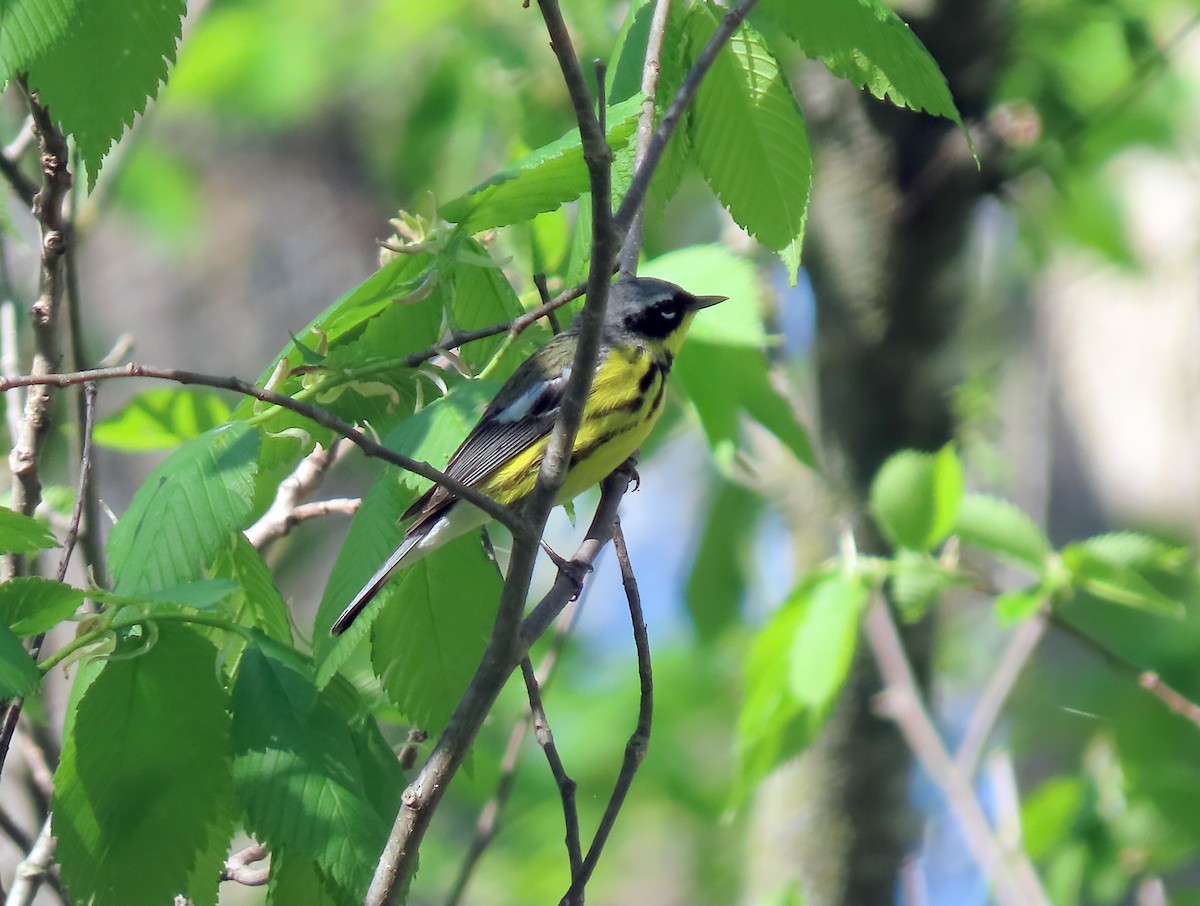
[
  {"left": 221, "top": 841, "right": 270, "bottom": 887},
  {"left": 4, "top": 815, "right": 57, "bottom": 906},
  {"left": 618, "top": 0, "right": 673, "bottom": 275},
  {"left": 244, "top": 442, "right": 351, "bottom": 549},
  {"left": 864, "top": 597, "right": 1051, "bottom": 906},
  {"left": 561, "top": 519, "right": 652, "bottom": 905},
  {"left": 0, "top": 362, "right": 520, "bottom": 532}
]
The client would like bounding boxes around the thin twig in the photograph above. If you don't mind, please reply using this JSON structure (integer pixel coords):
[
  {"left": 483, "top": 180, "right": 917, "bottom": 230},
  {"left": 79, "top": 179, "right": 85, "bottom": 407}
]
[
  {"left": 220, "top": 841, "right": 270, "bottom": 887},
  {"left": 5, "top": 814, "right": 57, "bottom": 906},
  {"left": 561, "top": 519, "right": 652, "bottom": 905},
  {"left": 864, "top": 597, "right": 1051, "bottom": 906},
  {"left": 612, "top": 0, "right": 759, "bottom": 240},
  {"left": 618, "top": 0, "right": 673, "bottom": 276},
  {"left": 445, "top": 598, "right": 584, "bottom": 906},
  {"left": 523, "top": 657, "right": 583, "bottom": 878},
  {"left": 955, "top": 613, "right": 1047, "bottom": 777},
  {"left": 0, "top": 362, "right": 519, "bottom": 531},
  {"left": 1048, "top": 612, "right": 1200, "bottom": 728},
  {"left": 244, "top": 442, "right": 349, "bottom": 549}
]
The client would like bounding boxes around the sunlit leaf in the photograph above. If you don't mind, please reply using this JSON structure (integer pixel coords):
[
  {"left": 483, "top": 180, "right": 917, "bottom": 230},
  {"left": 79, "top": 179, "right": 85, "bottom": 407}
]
[{"left": 869, "top": 445, "right": 963, "bottom": 551}]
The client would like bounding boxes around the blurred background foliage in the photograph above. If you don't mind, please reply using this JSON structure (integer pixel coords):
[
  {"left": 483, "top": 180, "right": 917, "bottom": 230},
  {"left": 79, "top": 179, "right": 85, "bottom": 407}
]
[{"left": 5, "top": 0, "right": 1200, "bottom": 903}]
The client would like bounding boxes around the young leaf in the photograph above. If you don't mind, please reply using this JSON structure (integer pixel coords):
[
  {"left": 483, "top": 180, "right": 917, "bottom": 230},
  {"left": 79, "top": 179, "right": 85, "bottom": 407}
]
[
  {"left": 1061, "top": 536, "right": 1186, "bottom": 619},
  {"left": 232, "top": 639, "right": 403, "bottom": 901},
  {"left": 955, "top": 493, "right": 1050, "bottom": 573},
  {"left": 370, "top": 533, "right": 499, "bottom": 733},
  {"left": 441, "top": 94, "right": 644, "bottom": 233},
  {"left": 24, "top": 0, "right": 187, "bottom": 189},
  {"left": 53, "top": 626, "right": 235, "bottom": 906},
  {"left": 736, "top": 572, "right": 867, "bottom": 798},
  {"left": 0, "top": 505, "right": 59, "bottom": 553},
  {"left": 888, "top": 550, "right": 960, "bottom": 621},
  {"left": 759, "top": 0, "right": 964, "bottom": 127},
  {"left": 107, "top": 423, "right": 260, "bottom": 596},
  {"left": 211, "top": 534, "right": 294, "bottom": 643},
  {"left": 869, "top": 445, "right": 963, "bottom": 551},
  {"left": 0, "top": 576, "right": 84, "bottom": 636},
  {"left": 93, "top": 388, "right": 232, "bottom": 452},
  {"left": 995, "top": 585, "right": 1046, "bottom": 624},
  {"left": 688, "top": 4, "right": 811, "bottom": 282},
  {"left": 0, "top": 623, "right": 40, "bottom": 697}
]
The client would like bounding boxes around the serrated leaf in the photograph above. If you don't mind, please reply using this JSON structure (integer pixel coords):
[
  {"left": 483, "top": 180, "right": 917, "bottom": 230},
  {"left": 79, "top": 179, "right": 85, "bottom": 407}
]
[
  {"left": 25, "top": 0, "right": 187, "bottom": 189},
  {"left": 444, "top": 243, "right": 524, "bottom": 370},
  {"left": 674, "top": 340, "right": 814, "bottom": 469},
  {"left": 643, "top": 245, "right": 769, "bottom": 346},
  {"left": 869, "top": 445, "right": 963, "bottom": 551},
  {"left": 232, "top": 640, "right": 402, "bottom": 901},
  {"left": 736, "top": 573, "right": 866, "bottom": 799},
  {"left": 888, "top": 550, "right": 958, "bottom": 621},
  {"left": 0, "top": 0, "right": 82, "bottom": 73},
  {"left": 0, "top": 576, "right": 84, "bottom": 636},
  {"left": 0, "top": 623, "right": 39, "bottom": 697},
  {"left": 314, "top": 380, "right": 499, "bottom": 668},
  {"left": 53, "top": 626, "right": 235, "bottom": 906},
  {"left": 211, "top": 534, "right": 293, "bottom": 643},
  {"left": 955, "top": 493, "right": 1050, "bottom": 572},
  {"left": 107, "top": 423, "right": 260, "bottom": 596},
  {"left": 94, "top": 389, "right": 232, "bottom": 452},
  {"left": 689, "top": 4, "right": 811, "bottom": 282},
  {"left": 759, "top": 0, "right": 964, "bottom": 129},
  {"left": 267, "top": 853, "right": 340, "bottom": 906},
  {"left": 370, "top": 533, "right": 499, "bottom": 733},
  {"left": 441, "top": 94, "right": 643, "bottom": 232},
  {"left": 0, "top": 505, "right": 59, "bottom": 553},
  {"left": 686, "top": 477, "right": 763, "bottom": 640},
  {"left": 1062, "top": 541, "right": 1185, "bottom": 619}
]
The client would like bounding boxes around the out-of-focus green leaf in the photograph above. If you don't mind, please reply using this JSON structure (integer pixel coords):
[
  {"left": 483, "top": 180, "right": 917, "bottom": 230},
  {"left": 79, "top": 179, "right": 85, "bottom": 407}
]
[
  {"left": 0, "top": 623, "right": 40, "bottom": 697},
  {"left": 0, "top": 506, "right": 58, "bottom": 554},
  {"left": 53, "top": 626, "right": 235, "bottom": 906},
  {"left": 25, "top": 0, "right": 187, "bottom": 189},
  {"left": 370, "top": 532, "right": 499, "bottom": 733},
  {"left": 107, "top": 423, "right": 259, "bottom": 596},
  {"left": 0, "top": 576, "right": 84, "bottom": 636},
  {"left": 441, "top": 95, "right": 643, "bottom": 232},
  {"left": 1022, "top": 775, "right": 1087, "bottom": 859},
  {"left": 1062, "top": 534, "right": 1187, "bottom": 619},
  {"left": 995, "top": 585, "right": 1046, "bottom": 624},
  {"left": 888, "top": 550, "right": 959, "bottom": 621},
  {"left": 94, "top": 389, "right": 232, "bottom": 452},
  {"left": 955, "top": 493, "right": 1051, "bottom": 573},
  {"left": 688, "top": 3, "right": 811, "bottom": 282},
  {"left": 869, "top": 446, "right": 963, "bottom": 551},
  {"left": 686, "top": 477, "right": 763, "bottom": 640},
  {"left": 736, "top": 572, "right": 867, "bottom": 799}
]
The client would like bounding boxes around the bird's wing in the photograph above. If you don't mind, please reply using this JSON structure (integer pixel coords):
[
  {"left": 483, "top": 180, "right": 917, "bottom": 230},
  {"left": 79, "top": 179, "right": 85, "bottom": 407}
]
[{"left": 400, "top": 332, "right": 583, "bottom": 528}]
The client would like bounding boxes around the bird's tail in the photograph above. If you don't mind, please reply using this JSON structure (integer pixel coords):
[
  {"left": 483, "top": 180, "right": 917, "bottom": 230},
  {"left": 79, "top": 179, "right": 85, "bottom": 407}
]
[{"left": 330, "top": 533, "right": 422, "bottom": 635}]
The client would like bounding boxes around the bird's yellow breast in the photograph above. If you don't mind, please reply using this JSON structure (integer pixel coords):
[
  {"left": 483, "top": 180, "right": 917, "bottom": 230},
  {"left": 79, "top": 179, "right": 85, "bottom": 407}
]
[{"left": 478, "top": 338, "right": 673, "bottom": 505}]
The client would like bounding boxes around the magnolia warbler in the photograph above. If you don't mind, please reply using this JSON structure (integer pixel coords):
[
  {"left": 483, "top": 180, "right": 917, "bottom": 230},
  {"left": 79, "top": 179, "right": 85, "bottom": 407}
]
[{"left": 331, "top": 276, "right": 726, "bottom": 635}]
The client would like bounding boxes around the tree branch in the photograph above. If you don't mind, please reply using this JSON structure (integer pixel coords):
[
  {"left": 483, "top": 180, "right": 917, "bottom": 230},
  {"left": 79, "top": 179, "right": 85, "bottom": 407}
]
[
  {"left": 863, "top": 597, "right": 1051, "bottom": 906},
  {"left": 561, "top": 519, "right": 652, "bottom": 905},
  {"left": 4, "top": 814, "right": 58, "bottom": 906},
  {"left": 244, "top": 441, "right": 349, "bottom": 549},
  {"left": 0, "top": 362, "right": 519, "bottom": 531}
]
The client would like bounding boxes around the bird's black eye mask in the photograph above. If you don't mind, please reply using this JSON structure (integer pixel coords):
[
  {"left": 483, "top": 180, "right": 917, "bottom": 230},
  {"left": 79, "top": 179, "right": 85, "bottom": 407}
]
[{"left": 620, "top": 295, "right": 688, "bottom": 339}]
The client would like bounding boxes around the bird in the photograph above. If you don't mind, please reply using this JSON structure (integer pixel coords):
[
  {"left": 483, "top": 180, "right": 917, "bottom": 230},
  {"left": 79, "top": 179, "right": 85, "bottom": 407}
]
[{"left": 330, "top": 276, "right": 727, "bottom": 635}]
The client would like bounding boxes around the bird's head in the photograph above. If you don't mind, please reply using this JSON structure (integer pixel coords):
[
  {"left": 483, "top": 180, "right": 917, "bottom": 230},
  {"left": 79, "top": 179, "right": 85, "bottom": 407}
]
[{"left": 603, "top": 277, "right": 727, "bottom": 355}]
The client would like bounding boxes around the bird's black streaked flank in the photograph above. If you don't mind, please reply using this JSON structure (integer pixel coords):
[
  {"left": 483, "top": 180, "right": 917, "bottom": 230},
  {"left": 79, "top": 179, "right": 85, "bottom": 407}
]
[{"left": 330, "top": 277, "right": 726, "bottom": 635}]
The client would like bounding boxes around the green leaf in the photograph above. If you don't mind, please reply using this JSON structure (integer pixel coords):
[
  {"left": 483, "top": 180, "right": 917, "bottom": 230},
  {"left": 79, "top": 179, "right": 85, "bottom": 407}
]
[
  {"left": 736, "top": 573, "right": 867, "bottom": 798},
  {"left": 232, "top": 639, "right": 403, "bottom": 901},
  {"left": 370, "top": 533, "right": 499, "bottom": 733},
  {"left": 995, "top": 585, "right": 1045, "bottom": 624},
  {"left": 25, "top": 0, "right": 187, "bottom": 189},
  {"left": 674, "top": 340, "right": 814, "bottom": 469},
  {"left": 786, "top": 573, "right": 868, "bottom": 707},
  {"left": 869, "top": 446, "right": 963, "bottom": 551},
  {"left": 314, "top": 380, "right": 498, "bottom": 667},
  {"left": 955, "top": 493, "right": 1050, "bottom": 573},
  {"left": 686, "top": 477, "right": 763, "bottom": 641},
  {"left": 888, "top": 550, "right": 960, "bottom": 621},
  {"left": 267, "top": 853, "right": 340, "bottom": 906},
  {"left": 211, "top": 534, "right": 293, "bottom": 643},
  {"left": 688, "top": 4, "right": 811, "bottom": 282},
  {"left": 107, "top": 423, "right": 260, "bottom": 596},
  {"left": 759, "top": 0, "right": 964, "bottom": 127},
  {"left": 0, "top": 505, "right": 59, "bottom": 553},
  {"left": 1061, "top": 534, "right": 1187, "bottom": 619},
  {"left": 0, "top": 0, "right": 82, "bottom": 74},
  {"left": 444, "top": 243, "right": 525, "bottom": 371},
  {"left": 53, "top": 626, "right": 235, "bottom": 906},
  {"left": 94, "top": 389, "right": 232, "bottom": 452},
  {"left": 0, "top": 623, "right": 39, "bottom": 697},
  {"left": 441, "top": 94, "right": 643, "bottom": 232},
  {"left": 643, "top": 245, "right": 770, "bottom": 347},
  {"left": 1022, "top": 776, "right": 1086, "bottom": 859},
  {"left": 0, "top": 576, "right": 84, "bottom": 636}
]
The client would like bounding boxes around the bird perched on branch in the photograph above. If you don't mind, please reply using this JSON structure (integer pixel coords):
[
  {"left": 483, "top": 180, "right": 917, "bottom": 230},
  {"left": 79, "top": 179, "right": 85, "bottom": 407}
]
[{"left": 331, "top": 276, "right": 726, "bottom": 635}]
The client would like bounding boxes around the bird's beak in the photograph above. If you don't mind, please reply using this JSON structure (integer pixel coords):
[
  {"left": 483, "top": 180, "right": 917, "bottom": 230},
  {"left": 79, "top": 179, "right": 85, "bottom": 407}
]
[{"left": 690, "top": 294, "right": 728, "bottom": 311}]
